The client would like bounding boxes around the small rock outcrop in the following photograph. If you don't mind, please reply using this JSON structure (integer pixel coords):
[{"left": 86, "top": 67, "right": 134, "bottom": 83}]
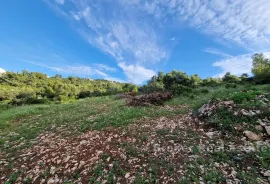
[{"left": 243, "top": 131, "right": 262, "bottom": 141}]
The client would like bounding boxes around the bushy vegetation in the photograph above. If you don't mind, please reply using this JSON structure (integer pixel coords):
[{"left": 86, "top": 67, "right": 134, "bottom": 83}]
[
  {"left": 252, "top": 53, "right": 270, "bottom": 84},
  {"left": 1, "top": 61, "right": 270, "bottom": 183},
  {"left": 140, "top": 70, "right": 242, "bottom": 95},
  {"left": 1, "top": 53, "right": 269, "bottom": 108},
  {"left": 0, "top": 70, "right": 138, "bottom": 105},
  {"left": 140, "top": 53, "right": 270, "bottom": 95}
]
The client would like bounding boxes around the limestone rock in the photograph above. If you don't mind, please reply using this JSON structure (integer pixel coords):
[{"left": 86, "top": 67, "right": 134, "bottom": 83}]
[{"left": 244, "top": 131, "right": 262, "bottom": 141}]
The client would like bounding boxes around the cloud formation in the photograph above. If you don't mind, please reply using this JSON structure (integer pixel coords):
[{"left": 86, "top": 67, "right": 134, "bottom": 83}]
[
  {"left": 45, "top": 0, "right": 270, "bottom": 83},
  {"left": 118, "top": 62, "right": 156, "bottom": 84},
  {"left": 212, "top": 54, "right": 254, "bottom": 78},
  {"left": 26, "top": 60, "right": 120, "bottom": 79},
  {"left": 204, "top": 48, "right": 233, "bottom": 58},
  {"left": 55, "top": 0, "right": 64, "bottom": 5},
  {"left": 0, "top": 68, "right": 6, "bottom": 74},
  {"left": 45, "top": 0, "right": 177, "bottom": 83},
  {"left": 129, "top": 0, "right": 270, "bottom": 50},
  {"left": 92, "top": 64, "right": 116, "bottom": 72},
  {"left": 209, "top": 50, "right": 270, "bottom": 77},
  {"left": 69, "top": 1, "right": 169, "bottom": 65}
]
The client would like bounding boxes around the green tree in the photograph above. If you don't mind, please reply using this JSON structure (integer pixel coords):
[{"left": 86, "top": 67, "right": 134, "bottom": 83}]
[
  {"left": 222, "top": 72, "right": 241, "bottom": 83},
  {"left": 190, "top": 74, "right": 202, "bottom": 86},
  {"left": 201, "top": 78, "right": 221, "bottom": 86},
  {"left": 252, "top": 53, "right": 270, "bottom": 83},
  {"left": 157, "top": 71, "right": 164, "bottom": 82}
]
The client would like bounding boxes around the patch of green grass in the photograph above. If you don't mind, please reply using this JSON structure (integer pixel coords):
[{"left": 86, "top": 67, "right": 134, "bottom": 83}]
[
  {"left": 192, "top": 146, "right": 200, "bottom": 155},
  {"left": 259, "top": 84, "right": 270, "bottom": 92},
  {"left": 231, "top": 91, "right": 261, "bottom": 104},
  {"left": 166, "top": 85, "right": 243, "bottom": 110},
  {"left": 211, "top": 151, "right": 231, "bottom": 163},
  {"left": 181, "top": 157, "right": 210, "bottom": 183},
  {"left": 157, "top": 158, "right": 174, "bottom": 176},
  {"left": 134, "top": 175, "right": 148, "bottom": 184},
  {"left": 0, "top": 95, "right": 186, "bottom": 156},
  {"left": 183, "top": 164, "right": 200, "bottom": 183},
  {"left": 0, "top": 97, "right": 112, "bottom": 153},
  {"left": 239, "top": 100, "right": 264, "bottom": 109},
  {"left": 4, "top": 171, "right": 22, "bottom": 184},
  {"left": 0, "top": 104, "right": 50, "bottom": 129},
  {"left": 203, "top": 168, "right": 226, "bottom": 183},
  {"left": 185, "top": 128, "right": 200, "bottom": 141},
  {"left": 156, "top": 129, "right": 170, "bottom": 136},
  {"left": 23, "top": 177, "right": 33, "bottom": 184},
  {"left": 205, "top": 107, "right": 258, "bottom": 133},
  {"left": 121, "top": 142, "right": 138, "bottom": 157},
  {"left": 259, "top": 149, "right": 270, "bottom": 169},
  {"left": 141, "top": 134, "right": 148, "bottom": 142},
  {"left": 40, "top": 168, "right": 50, "bottom": 179},
  {"left": 89, "top": 105, "right": 185, "bottom": 130},
  {"left": 236, "top": 169, "right": 260, "bottom": 184},
  {"left": 89, "top": 160, "right": 125, "bottom": 184},
  {"left": 4, "top": 159, "right": 14, "bottom": 170},
  {"left": 167, "top": 85, "right": 269, "bottom": 111}
]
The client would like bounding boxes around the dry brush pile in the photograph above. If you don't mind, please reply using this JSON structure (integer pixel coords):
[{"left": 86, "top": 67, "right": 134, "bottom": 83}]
[{"left": 125, "top": 92, "right": 173, "bottom": 107}]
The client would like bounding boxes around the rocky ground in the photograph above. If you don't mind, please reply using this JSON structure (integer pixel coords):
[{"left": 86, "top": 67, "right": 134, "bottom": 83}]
[{"left": 1, "top": 92, "right": 270, "bottom": 183}]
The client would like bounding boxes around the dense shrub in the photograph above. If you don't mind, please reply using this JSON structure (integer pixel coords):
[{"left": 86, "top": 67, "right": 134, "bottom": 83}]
[
  {"left": 252, "top": 53, "right": 270, "bottom": 84},
  {"left": 193, "top": 88, "right": 210, "bottom": 94},
  {"left": 78, "top": 91, "right": 92, "bottom": 99},
  {"left": 225, "top": 83, "right": 238, "bottom": 89},
  {"left": 0, "top": 70, "right": 134, "bottom": 104},
  {"left": 169, "top": 84, "right": 192, "bottom": 96},
  {"left": 231, "top": 91, "right": 261, "bottom": 104},
  {"left": 140, "top": 82, "right": 164, "bottom": 94},
  {"left": 139, "top": 54, "right": 268, "bottom": 96},
  {"left": 9, "top": 97, "right": 50, "bottom": 106}
]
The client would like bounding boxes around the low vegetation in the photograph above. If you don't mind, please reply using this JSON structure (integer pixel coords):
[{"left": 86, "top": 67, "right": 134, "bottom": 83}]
[{"left": 0, "top": 53, "right": 270, "bottom": 183}]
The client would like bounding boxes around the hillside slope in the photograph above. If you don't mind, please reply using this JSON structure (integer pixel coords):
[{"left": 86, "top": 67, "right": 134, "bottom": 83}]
[{"left": 0, "top": 85, "right": 270, "bottom": 183}]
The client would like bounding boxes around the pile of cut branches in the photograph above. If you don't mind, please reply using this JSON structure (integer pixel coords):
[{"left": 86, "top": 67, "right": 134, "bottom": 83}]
[
  {"left": 126, "top": 92, "right": 173, "bottom": 106},
  {"left": 115, "top": 92, "right": 137, "bottom": 99}
]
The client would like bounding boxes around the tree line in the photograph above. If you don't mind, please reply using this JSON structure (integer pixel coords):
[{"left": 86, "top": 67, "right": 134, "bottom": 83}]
[
  {"left": 0, "top": 53, "right": 269, "bottom": 105},
  {"left": 140, "top": 53, "right": 270, "bottom": 94},
  {"left": 0, "top": 71, "right": 137, "bottom": 105}
]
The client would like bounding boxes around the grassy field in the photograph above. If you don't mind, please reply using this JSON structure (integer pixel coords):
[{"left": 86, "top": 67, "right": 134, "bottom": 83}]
[
  {"left": 1, "top": 84, "right": 270, "bottom": 183},
  {"left": 0, "top": 96, "right": 186, "bottom": 156},
  {"left": 1, "top": 84, "right": 269, "bottom": 155}
]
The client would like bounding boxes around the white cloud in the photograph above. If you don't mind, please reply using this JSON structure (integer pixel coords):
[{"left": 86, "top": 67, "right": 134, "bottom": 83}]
[
  {"left": 0, "top": 68, "right": 6, "bottom": 74},
  {"left": 119, "top": 0, "right": 270, "bottom": 50},
  {"left": 118, "top": 62, "right": 155, "bottom": 84},
  {"left": 165, "top": 0, "right": 270, "bottom": 50},
  {"left": 45, "top": 0, "right": 176, "bottom": 84},
  {"left": 68, "top": 1, "right": 168, "bottom": 65},
  {"left": 47, "top": 0, "right": 270, "bottom": 51},
  {"left": 93, "top": 63, "right": 116, "bottom": 72},
  {"left": 104, "top": 76, "right": 125, "bottom": 83},
  {"left": 204, "top": 48, "right": 233, "bottom": 58},
  {"left": 45, "top": 0, "right": 270, "bottom": 83},
  {"left": 25, "top": 60, "right": 113, "bottom": 77},
  {"left": 55, "top": 0, "right": 64, "bottom": 5},
  {"left": 26, "top": 59, "right": 125, "bottom": 82},
  {"left": 212, "top": 50, "right": 270, "bottom": 77},
  {"left": 212, "top": 55, "right": 254, "bottom": 78}
]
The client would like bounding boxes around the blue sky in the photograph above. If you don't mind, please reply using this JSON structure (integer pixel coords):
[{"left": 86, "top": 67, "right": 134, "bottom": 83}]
[{"left": 1, "top": 0, "right": 270, "bottom": 84}]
